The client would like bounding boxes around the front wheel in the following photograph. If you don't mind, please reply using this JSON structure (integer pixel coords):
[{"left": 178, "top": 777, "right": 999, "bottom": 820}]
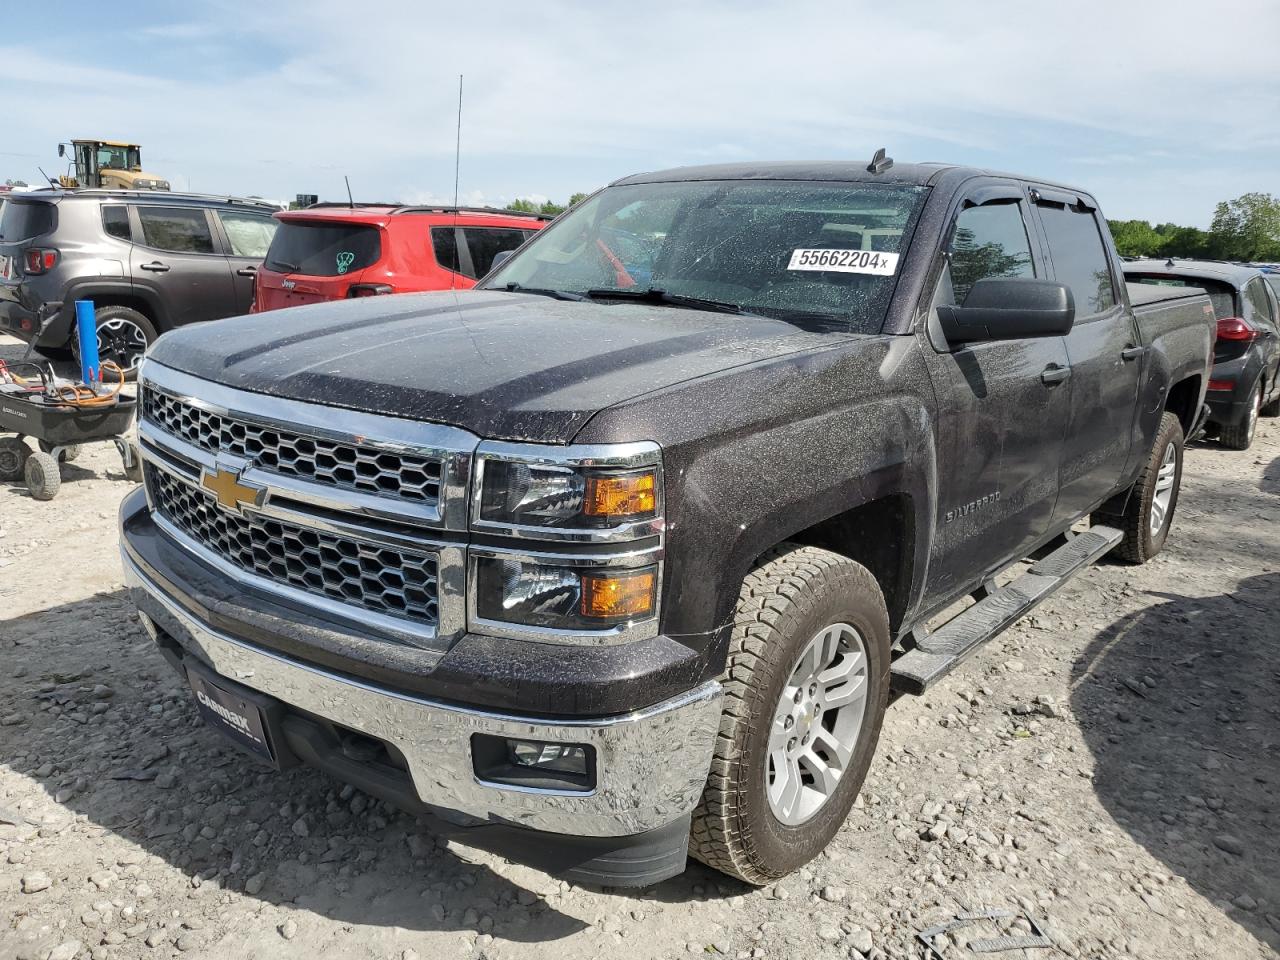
[
  {"left": 689, "top": 544, "right": 890, "bottom": 884},
  {"left": 1102, "top": 411, "right": 1183, "bottom": 565}
]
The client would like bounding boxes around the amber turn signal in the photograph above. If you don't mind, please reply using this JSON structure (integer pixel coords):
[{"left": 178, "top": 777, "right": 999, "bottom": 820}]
[
  {"left": 580, "top": 569, "right": 657, "bottom": 620},
  {"left": 583, "top": 472, "right": 656, "bottom": 518}
]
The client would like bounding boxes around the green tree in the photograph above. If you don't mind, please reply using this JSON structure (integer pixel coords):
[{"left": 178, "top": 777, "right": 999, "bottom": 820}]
[
  {"left": 567, "top": 192, "right": 590, "bottom": 207},
  {"left": 1109, "top": 219, "right": 1166, "bottom": 258},
  {"left": 1209, "top": 192, "right": 1280, "bottom": 261},
  {"left": 508, "top": 198, "right": 538, "bottom": 213},
  {"left": 539, "top": 200, "right": 564, "bottom": 216}
]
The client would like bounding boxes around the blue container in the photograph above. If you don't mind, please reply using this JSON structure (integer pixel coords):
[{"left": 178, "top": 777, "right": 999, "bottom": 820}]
[{"left": 75, "top": 300, "right": 99, "bottom": 384}]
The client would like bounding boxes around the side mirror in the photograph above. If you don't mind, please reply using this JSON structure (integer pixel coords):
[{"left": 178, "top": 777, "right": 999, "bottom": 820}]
[
  {"left": 490, "top": 249, "right": 514, "bottom": 272},
  {"left": 936, "top": 278, "right": 1074, "bottom": 345},
  {"left": 58, "top": 144, "right": 65, "bottom": 158}
]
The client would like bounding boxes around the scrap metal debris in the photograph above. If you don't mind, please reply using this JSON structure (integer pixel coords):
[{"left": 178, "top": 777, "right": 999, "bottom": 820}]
[{"left": 916, "top": 907, "right": 1056, "bottom": 958}]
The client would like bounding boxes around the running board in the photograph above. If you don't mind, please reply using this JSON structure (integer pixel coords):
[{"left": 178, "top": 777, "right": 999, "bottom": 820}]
[{"left": 890, "top": 525, "right": 1122, "bottom": 695}]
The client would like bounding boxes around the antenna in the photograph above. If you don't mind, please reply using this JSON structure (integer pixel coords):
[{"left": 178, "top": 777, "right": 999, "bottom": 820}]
[
  {"left": 344, "top": 175, "right": 354, "bottom": 209},
  {"left": 450, "top": 74, "right": 463, "bottom": 291},
  {"left": 453, "top": 74, "right": 463, "bottom": 211},
  {"left": 866, "top": 147, "right": 894, "bottom": 175},
  {"left": 38, "top": 166, "right": 55, "bottom": 188}
]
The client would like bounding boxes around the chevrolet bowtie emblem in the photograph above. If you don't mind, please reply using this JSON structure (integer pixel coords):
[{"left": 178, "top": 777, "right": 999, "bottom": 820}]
[{"left": 201, "top": 466, "right": 265, "bottom": 512}]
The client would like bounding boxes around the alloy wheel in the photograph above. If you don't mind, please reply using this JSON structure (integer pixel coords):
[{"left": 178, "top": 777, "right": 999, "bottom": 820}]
[
  {"left": 1149, "top": 441, "right": 1177, "bottom": 536},
  {"left": 767, "top": 622, "right": 869, "bottom": 826}
]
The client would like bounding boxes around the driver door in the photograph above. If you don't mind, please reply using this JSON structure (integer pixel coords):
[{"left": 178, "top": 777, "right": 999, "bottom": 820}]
[{"left": 917, "top": 185, "right": 1073, "bottom": 607}]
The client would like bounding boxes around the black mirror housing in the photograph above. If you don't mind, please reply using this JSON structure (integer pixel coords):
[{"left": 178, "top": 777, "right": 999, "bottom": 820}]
[
  {"left": 489, "top": 249, "right": 514, "bottom": 272},
  {"left": 937, "top": 278, "right": 1075, "bottom": 345},
  {"left": 57, "top": 144, "right": 65, "bottom": 158}
]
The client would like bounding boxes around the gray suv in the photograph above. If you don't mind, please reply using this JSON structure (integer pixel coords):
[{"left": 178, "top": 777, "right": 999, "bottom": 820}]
[{"left": 0, "top": 190, "right": 279, "bottom": 376}]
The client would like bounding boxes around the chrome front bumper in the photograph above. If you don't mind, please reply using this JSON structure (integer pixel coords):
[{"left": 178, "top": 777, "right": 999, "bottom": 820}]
[{"left": 122, "top": 549, "right": 722, "bottom": 838}]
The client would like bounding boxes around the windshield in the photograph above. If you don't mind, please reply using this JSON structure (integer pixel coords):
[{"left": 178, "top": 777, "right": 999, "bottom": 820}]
[
  {"left": 481, "top": 180, "right": 928, "bottom": 332},
  {"left": 97, "top": 144, "right": 141, "bottom": 171},
  {"left": 264, "top": 221, "right": 381, "bottom": 276}
]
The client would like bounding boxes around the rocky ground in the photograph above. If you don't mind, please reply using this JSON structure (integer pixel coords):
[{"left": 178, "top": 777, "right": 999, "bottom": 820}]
[{"left": 1, "top": 334, "right": 1278, "bottom": 960}]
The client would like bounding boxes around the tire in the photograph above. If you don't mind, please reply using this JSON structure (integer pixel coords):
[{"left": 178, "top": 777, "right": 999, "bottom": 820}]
[
  {"left": 689, "top": 544, "right": 890, "bottom": 885},
  {"left": 0, "top": 437, "right": 33, "bottom": 481},
  {"left": 37, "top": 440, "right": 82, "bottom": 462},
  {"left": 1261, "top": 385, "right": 1280, "bottom": 418},
  {"left": 70, "top": 306, "right": 158, "bottom": 382},
  {"left": 1219, "top": 382, "right": 1261, "bottom": 450},
  {"left": 1101, "top": 411, "right": 1183, "bottom": 565},
  {"left": 24, "top": 451, "right": 61, "bottom": 500}
]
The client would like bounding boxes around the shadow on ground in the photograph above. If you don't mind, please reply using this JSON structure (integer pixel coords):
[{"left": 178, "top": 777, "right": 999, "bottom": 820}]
[
  {"left": 1070, "top": 573, "right": 1280, "bottom": 950},
  {"left": 0, "top": 589, "right": 749, "bottom": 947}
]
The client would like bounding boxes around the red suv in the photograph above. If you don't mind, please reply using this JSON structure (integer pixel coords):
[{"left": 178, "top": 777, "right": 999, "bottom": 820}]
[{"left": 252, "top": 205, "right": 549, "bottom": 312}]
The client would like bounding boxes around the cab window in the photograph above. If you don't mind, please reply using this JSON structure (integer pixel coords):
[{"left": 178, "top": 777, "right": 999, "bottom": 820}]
[
  {"left": 1037, "top": 204, "right": 1116, "bottom": 317},
  {"left": 945, "top": 201, "right": 1036, "bottom": 304}
]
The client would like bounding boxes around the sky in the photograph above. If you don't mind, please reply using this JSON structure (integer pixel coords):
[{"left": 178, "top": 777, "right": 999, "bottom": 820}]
[{"left": 2, "top": 0, "right": 1277, "bottom": 227}]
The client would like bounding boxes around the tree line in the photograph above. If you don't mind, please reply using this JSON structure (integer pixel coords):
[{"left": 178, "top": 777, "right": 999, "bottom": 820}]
[
  {"left": 508, "top": 192, "right": 590, "bottom": 216},
  {"left": 1109, "top": 192, "right": 1280, "bottom": 262}
]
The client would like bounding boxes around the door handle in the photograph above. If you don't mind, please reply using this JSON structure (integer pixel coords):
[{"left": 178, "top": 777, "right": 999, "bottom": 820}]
[
  {"left": 1041, "top": 364, "right": 1071, "bottom": 385},
  {"left": 236, "top": 266, "right": 258, "bottom": 277},
  {"left": 1121, "top": 345, "right": 1145, "bottom": 361},
  {"left": 139, "top": 261, "right": 169, "bottom": 272}
]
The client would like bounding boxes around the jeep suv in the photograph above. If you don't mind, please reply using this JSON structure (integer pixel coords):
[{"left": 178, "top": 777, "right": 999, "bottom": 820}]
[
  {"left": 252, "top": 205, "right": 548, "bottom": 312},
  {"left": 0, "top": 190, "right": 280, "bottom": 376}
]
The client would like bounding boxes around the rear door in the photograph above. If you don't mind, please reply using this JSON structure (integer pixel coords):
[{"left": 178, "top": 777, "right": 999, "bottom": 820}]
[
  {"left": 431, "top": 225, "right": 536, "bottom": 285},
  {"left": 917, "top": 184, "right": 1073, "bottom": 604},
  {"left": 130, "top": 205, "right": 238, "bottom": 329},
  {"left": 213, "top": 209, "right": 279, "bottom": 313},
  {"left": 1242, "top": 276, "right": 1280, "bottom": 401},
  {"left": 1031, "top": 191, "right": 1141, "bottom": 524}
]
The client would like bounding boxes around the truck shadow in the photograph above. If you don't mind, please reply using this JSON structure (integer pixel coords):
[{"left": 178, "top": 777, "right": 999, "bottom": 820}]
[
  {"left": 1262, "top": 455, "right": 1280, "bottom": 496},
  {"left": 0, "top": 591, "right": 601, "bottom": 942},
  {"left": 1069, "top": 573, "right": 1280, "bottom": 951}
]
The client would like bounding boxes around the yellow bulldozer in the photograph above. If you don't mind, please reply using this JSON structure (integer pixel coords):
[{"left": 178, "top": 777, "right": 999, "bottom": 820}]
[{"left": 57, "top": 139, "right": 170, "bottom": 191}]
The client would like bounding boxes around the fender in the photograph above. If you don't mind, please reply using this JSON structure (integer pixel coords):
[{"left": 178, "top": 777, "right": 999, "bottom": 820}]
[{"left": 575, "top": 334, "right": 939, "bottom": 676}]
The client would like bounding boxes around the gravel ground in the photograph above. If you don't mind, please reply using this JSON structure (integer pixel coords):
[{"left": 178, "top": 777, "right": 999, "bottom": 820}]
[{"left": 2, "top": 333, "right": 1278, "bottom": 960}]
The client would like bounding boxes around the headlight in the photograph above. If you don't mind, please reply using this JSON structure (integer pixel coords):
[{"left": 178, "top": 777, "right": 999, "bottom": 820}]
[
  {"left": 472, "top": 441, "right": 662, "bottom": 538},
  {"left": 468, "top": 441, "right": 664, "bottom": 642},
  {"left": 474, "top": 557, "right": 657, "bottom": 629}
]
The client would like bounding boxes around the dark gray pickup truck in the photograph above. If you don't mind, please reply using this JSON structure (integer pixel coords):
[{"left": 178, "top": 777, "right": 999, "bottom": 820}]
[{"left": 119, "top": 158, "right": 1213, "bottom": 887}]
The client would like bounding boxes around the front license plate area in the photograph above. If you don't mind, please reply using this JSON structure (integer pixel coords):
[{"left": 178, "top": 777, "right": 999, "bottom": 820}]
[{"left": 187, "top": 667, "right": 278, "bottom": 766}]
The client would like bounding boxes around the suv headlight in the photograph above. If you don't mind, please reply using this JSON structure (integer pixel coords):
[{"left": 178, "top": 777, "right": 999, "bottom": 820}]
[{"left": 468, "top": 441, "right": 663, "bottom": 642}]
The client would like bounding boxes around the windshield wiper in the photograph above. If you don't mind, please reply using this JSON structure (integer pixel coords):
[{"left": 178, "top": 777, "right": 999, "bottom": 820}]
[
  {"left": 268, "top": 259, "right": 299, "bottom": 272},
  {"left": 504, "top": 282, "right": 584, "bottom": 301},
  {"left": 584, "top": 287, "right": 751, "bottom": 316}
]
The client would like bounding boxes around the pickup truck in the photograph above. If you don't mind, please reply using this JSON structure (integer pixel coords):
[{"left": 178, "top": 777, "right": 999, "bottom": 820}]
[{"left": 119, "top": 158, "right": 1214, "bottom": 887}]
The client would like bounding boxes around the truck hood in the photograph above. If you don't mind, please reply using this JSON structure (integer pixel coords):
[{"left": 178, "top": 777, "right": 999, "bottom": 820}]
[{"left": 147, "top": 290, "right": 852, "bottom": 443}]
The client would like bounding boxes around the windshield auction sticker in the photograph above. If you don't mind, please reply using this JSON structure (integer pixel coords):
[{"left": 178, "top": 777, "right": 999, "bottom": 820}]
[{"left": 787, "top": 249, "right": 899, "bottom": 275}]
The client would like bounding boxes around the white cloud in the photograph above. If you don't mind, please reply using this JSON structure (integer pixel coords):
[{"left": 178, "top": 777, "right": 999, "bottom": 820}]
[{"left": 3, "top": 0, "right": 1277, "bottom": 224}]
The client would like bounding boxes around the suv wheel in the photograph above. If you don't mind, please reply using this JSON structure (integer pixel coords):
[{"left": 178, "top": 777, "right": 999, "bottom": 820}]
[
  {"left": 1219, "top": 381, "right": 1261, "bottom": 450},
  {"left": 689, "top": 544, "right": 890, "bottom": 884},
  {"left": 71, "top": 306, "right": 157, "bottom": 381}
]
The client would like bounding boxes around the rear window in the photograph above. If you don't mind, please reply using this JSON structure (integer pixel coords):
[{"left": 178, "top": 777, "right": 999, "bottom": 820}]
[
  {"left": 266, "top": 221, "right": 381, "bottom": 276},
  {"left": 0, "top": 200, "right": 56, "bottom": 242},
  {"left": 1126, "top": 273, "right": 1236, "bottom": 319}
]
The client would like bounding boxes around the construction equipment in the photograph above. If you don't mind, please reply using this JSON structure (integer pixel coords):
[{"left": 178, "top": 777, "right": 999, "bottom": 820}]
[{"left": 57, "top": 139, "right": 170, "bottom": 191}]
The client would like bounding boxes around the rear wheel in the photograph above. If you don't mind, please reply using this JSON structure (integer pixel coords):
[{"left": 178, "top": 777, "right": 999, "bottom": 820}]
[
  {"left": 1261, "top": 383, "right": 1280, "bottom": 418},
  {"left": 1101, "top": 411, "right": 1183, "bottom": 565},
  {"left": 689, "top": 544, "right": 890, "bottom": 884},
  {"left": 0, "top": 437, "right": 33, "bottom": 481},
  {"left": 70, "top": 306, "right": 157, "bottom": 382},
  {"left": 1219, "top": 382, "right": 1261, "bottom": 450}
]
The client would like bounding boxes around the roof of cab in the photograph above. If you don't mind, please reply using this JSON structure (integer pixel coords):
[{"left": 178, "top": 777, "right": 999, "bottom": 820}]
[{"left": 611, "top": 159, "right": 1097, "bottom": 198}]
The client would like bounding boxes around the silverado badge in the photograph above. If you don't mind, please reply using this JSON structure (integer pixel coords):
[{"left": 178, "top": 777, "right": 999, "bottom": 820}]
[{"left": 201, "top": 466, "right": 266, "bottom": 513}]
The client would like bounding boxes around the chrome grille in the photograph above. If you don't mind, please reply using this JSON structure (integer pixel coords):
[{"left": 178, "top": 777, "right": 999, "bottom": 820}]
[
  {"left": 142, "top": 387, "right": 442, "bottom": 504},
  {"left": 147, "top": 466, "right": 439, "bottom": 626}
]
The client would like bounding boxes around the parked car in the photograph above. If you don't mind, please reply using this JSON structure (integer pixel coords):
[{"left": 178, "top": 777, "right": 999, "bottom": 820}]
[
  {"left": 0, "top": 189, "right": 279, "bottom": 376},
  {"left": 1124, "top": 259, "right": 1280, "bottom": 449},
  {"left": 121, "top": 159, "right": 1212, "bottom": 888},
  {"left": 251, "top": 205, "right": 549, "bottom": 312}
]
